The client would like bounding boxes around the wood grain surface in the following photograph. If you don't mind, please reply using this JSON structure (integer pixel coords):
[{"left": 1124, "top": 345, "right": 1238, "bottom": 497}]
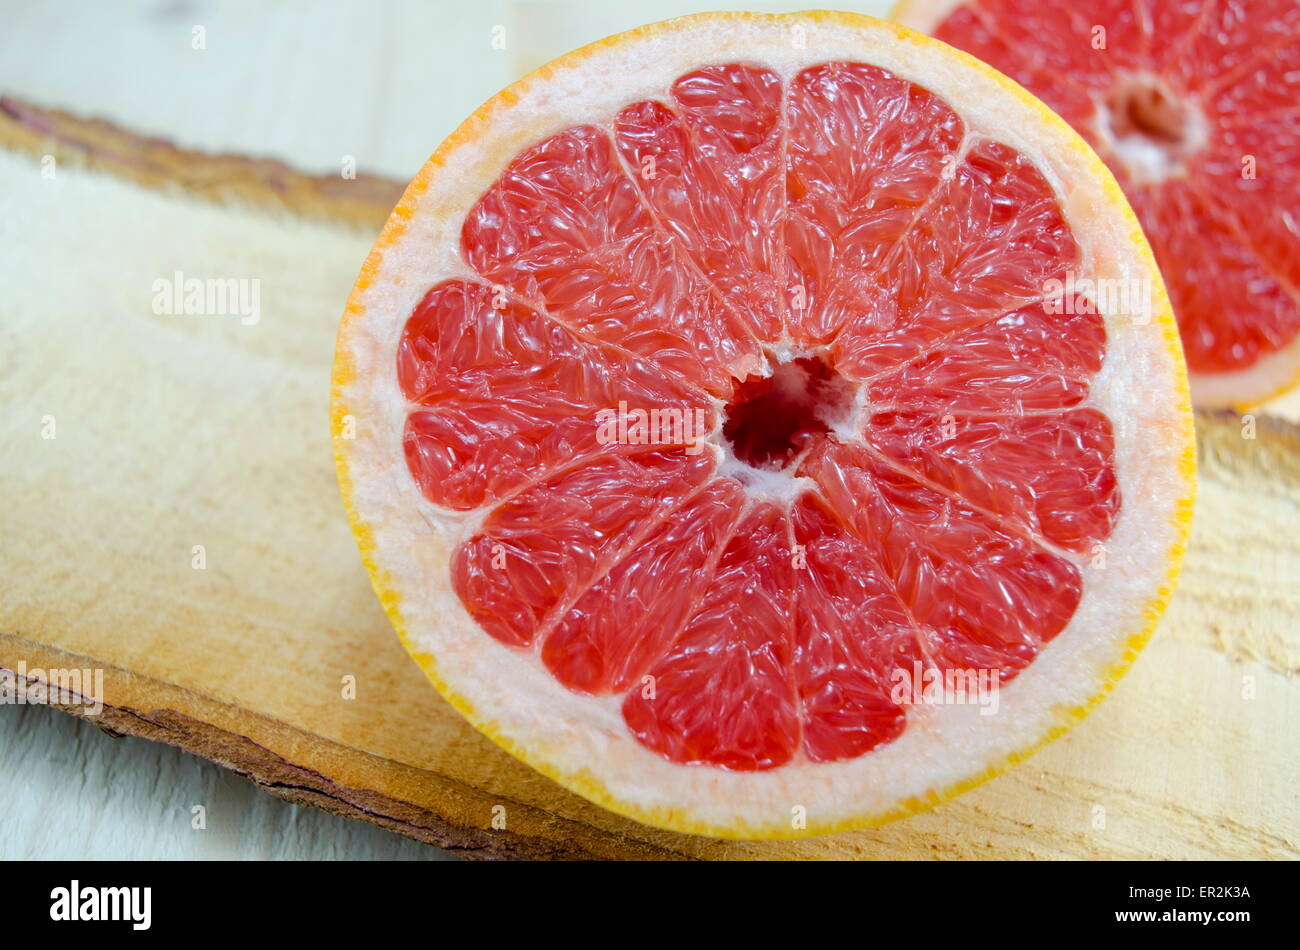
[{"left": 1, "top": 99, "right": 1296, "bottom": 860}]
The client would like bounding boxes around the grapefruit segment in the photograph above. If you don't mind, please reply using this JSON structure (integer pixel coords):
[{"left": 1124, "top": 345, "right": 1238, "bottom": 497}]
[
  {"left": 1139, "top": 0, "right": 1214, "bottom": 76},
  {"left": 613, "top": 64, "right": 786, "bottom": 341},
  {"left": 1160, "top": 0, "right": 1300, "bottom": 92},
  {"left": 1127, "top": 181, "right": 1300, "bottom": 374},
  {"left": 795, "top": 441, "right": 1081, "bottom": 680},
  {"left": 622, "top": 502, "right": 799, "bottom": 772},
  {"left": 1196, "top": 114, "right": 1300, "bottom": 291},
  {"left": 784, "top": 62, "right": 965, "bottom": 343},
  {"left": 452, "top": 448, "right": 714, "bottom": 648},
  {"left": 335, "top": 12, "right": 1195, "bottom": 837},
  {"left": 1208, "top": 38, "right": 1300, "bottom": 122},
  {"left": 863, "top": 301, "right": 1106, "bottom": 413},
  {"left": 799, "top": 441, "right": 1082, "bottom": 681},
  {"left": 463, "top": 125, "right": 762, "bottom": 393},
  {"left": 926, "top": 4, "right": 1104, "bottom": 136},
  {"left": 952, "top": 2, "right": 1104, "bottom": 83},
  {"left": 791, "top": 495, "right": 916, "bottom": 763},
  {"left": 864, "top": 409, "right": 1119, "bottom": 554},
  {"left": 541, "top": 477, "right": 747, "bottom": 695}
]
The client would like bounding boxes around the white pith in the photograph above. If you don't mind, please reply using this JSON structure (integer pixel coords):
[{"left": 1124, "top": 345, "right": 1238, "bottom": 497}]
[
  {"left": 712, "top": 349, "right": 861, "bottom": 504},
  {"left": 334, "top": 13, "right": 1193, "bottom": 835},
  {"left": 1095, "top": 73, "right": 1208, "bottom": 188}
]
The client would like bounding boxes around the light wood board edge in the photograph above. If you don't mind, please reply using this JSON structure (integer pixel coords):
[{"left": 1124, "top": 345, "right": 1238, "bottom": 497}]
[{"left": 0, "top": 95, "right": 402, "bottom": 232}]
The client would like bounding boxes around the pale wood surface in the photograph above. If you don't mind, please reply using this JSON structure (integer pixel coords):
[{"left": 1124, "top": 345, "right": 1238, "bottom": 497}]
[
  {"left": 1, "top": 0, "right": 1297, "bottom": 860},
  {"left": 0, "top": 0, "right": 885, "bottom": 860}
]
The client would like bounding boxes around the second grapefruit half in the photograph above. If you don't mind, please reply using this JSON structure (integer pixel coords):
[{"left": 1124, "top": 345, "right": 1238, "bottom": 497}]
[{"left": 896, "top": 0, "right": 1300, "bottom": 409}]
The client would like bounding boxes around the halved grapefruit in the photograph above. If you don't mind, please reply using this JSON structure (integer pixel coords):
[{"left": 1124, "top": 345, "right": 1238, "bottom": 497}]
[
  {"left": 332, "top": 11, "right": 1195, "bottom": 838},
  {"left": 895, "top": 0, "right": 1300, "bottom": 409}
]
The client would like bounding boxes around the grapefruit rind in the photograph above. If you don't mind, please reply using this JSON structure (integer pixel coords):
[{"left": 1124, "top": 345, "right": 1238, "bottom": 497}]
[
  {"left": 1185, "top": 328, "right": 1300, "bottom": 412},
  {"left": 332, "top": 10, "right": 1195, "bottom": 839}
]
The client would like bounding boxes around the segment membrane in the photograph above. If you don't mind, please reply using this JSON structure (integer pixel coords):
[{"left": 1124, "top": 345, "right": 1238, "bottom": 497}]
[
  {"left": 785, "top": 62, "right": 964, "bottom": 343},
  {"left": 399, "top": 279, "right": 709, "bottom": 509},
  {"left": 613, "top": 64, "right": 786, "bottom": 341},
  {"left": 463, "top": 125, "right": 763, "bottom": 393}
]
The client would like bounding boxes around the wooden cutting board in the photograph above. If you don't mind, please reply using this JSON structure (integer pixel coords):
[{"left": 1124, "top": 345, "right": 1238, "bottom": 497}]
[{"left": 2, "top": 98, "right": 1296, "bottom": 860}]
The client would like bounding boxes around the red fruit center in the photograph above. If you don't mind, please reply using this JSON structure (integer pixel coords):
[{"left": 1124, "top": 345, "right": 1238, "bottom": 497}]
[
  {"left": 1101, "top": 75, "right": 1204, "bottom": 183},
  {"left": 1110, "top": 78, "right": 1187, "bottom": 144},
  {"left": 722, "top": 356, "right": 855, "bottom": 472}
]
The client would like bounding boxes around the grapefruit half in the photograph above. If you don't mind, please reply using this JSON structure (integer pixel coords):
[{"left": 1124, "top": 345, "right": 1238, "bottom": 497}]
[
  {"left": 895, "top": 0, "right": 1300, "bottom": 409},
  {"left": 332, "top": 11, "right": 1195, "bottom": 838}
]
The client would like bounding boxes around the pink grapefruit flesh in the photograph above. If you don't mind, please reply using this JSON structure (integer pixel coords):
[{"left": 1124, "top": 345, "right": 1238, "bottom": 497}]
[
  {"left": 334, "top": 12, "right": 1194, "bottom": 837},
  {"left": 899, "top": 0, "right": 1300, "bottom": 407}
]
